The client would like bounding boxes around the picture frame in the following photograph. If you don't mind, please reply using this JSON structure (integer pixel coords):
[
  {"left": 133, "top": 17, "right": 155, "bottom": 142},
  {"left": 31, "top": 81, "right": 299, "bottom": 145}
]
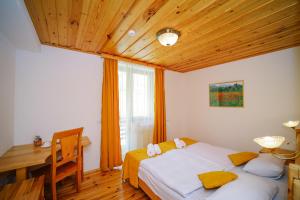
[{"left": 209, "top": 80, "right": 244, "bottom": 107}]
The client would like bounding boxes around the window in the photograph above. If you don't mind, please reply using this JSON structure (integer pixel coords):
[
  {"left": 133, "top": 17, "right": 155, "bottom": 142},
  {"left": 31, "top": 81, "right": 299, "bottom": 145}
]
[{"left": 118, "top": 62, "right": 154, "bottom": 157}]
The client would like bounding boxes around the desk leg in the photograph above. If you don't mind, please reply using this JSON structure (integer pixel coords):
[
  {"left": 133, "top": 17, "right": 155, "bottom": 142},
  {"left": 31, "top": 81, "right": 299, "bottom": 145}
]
[{"left": 16, "top": 168, "right": 26, "bottom": 181}]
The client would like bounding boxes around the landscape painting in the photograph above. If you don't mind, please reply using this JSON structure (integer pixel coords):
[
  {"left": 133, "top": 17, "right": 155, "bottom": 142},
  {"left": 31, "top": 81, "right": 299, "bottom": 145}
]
[{"left": 209, "top": 80, "right": 244, "bottom": 107}]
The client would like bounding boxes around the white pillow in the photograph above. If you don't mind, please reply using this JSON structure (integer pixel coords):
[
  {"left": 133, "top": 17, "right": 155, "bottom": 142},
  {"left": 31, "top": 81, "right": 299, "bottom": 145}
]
[
  {"left": 243, "top": 153, "right": 285, "bottom": 178},
  {"left": 206, "top": 173, "right": 278, "bottom": 200}
]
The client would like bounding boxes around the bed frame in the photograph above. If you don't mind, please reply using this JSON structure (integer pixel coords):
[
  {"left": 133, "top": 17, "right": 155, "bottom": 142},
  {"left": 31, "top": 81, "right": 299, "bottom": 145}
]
[
  {"left": 138, "top": 128, "right": 300, "bottom": 200},
  {"left": 139, "top": 179, "right": 160, "bottom": 200}
]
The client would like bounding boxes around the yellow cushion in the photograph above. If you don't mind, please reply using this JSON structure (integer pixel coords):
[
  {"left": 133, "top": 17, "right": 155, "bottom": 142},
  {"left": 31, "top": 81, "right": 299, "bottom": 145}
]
[
  {"left": 228, "top": 152, "right": 258, "bottom": 166},
  {"left": 198, "top": 171, "right": 238, "bottom": 189}
]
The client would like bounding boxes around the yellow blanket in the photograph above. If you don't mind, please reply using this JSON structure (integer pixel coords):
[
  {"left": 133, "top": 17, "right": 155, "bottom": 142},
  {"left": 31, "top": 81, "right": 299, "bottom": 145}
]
[{"left": 122, "top": 137, "right": 197, "bottom": 188}]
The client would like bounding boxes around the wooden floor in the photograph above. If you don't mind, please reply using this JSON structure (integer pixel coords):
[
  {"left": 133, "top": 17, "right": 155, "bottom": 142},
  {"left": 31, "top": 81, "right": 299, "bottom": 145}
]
[{"left": 57, "top": 170, "right": 149, "bottom": 200}]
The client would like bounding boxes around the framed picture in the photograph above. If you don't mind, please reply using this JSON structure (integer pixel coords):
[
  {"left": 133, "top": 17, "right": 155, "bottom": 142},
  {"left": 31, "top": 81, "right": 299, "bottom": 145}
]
[{"left": 209, "top": 80, "right": 244, "bottom": 107}]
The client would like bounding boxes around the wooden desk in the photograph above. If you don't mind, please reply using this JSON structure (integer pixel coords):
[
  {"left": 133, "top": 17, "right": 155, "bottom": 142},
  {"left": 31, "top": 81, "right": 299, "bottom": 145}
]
[{"left": 0, "top": 136, "right": 91, "bottom": 181}]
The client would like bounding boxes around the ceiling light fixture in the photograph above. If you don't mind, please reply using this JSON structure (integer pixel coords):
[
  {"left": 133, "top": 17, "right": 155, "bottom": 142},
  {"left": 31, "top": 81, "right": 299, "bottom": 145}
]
[{"left": 156, "top": 28, "right": 180, "bottom": 46}]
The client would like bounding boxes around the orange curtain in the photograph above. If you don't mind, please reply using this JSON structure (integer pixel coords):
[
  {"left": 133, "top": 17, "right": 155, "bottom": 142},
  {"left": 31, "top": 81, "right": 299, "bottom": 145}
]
[
  {"left": 100, "top": 58, "right": 122, "bottom": 171},
  {"left": 153, "top": 68, "right": 167, "bottom": 144}
]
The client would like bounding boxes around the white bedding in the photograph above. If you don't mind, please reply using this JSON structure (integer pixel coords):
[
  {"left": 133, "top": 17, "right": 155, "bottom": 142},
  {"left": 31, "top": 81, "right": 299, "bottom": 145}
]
[
  {"left": 139, "top": 165, "right": 215, "bottom": 200},
  {"left": 139, "top": 142, "right": 236, "bottom": 197},
  {"left": 138, "top": 142, "right": 288, "bottom": 200},
  {"left": 139, "top": 166, "right": 288, "bottom": 200}
]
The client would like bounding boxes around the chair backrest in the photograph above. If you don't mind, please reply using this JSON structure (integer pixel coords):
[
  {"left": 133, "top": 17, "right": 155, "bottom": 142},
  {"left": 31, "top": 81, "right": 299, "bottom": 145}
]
[{"left": 51, "top": 127, "right": 83, "bottom": 174}]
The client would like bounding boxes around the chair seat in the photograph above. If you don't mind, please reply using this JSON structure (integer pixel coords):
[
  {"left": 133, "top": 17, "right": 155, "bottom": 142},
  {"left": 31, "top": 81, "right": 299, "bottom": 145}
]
[
  {"left": 30, "top": 161, "right": 78, "bottom": 183},
  {"left": 56, "top": 161, "right": 77, "bottom": 182}
]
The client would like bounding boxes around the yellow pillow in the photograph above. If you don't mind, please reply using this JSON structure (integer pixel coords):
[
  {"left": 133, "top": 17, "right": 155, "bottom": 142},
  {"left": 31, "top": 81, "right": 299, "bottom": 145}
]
[
  {"left": 198, "top": 171, "right": 238, "bottom": 189},
  {"left": 228, "top": 152, "right": 258, "bottom": 166}
]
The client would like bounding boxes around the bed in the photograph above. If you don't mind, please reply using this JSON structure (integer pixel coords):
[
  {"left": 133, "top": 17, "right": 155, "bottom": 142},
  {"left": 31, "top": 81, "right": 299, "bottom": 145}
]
[{"left": 133, "top": 142, "right": 288, "bottom": 200}]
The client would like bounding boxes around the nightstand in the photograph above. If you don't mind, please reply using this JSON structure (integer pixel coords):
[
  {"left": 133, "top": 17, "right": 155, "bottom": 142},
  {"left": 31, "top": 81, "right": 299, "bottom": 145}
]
[
  {"left": 259, "top": 148, "right": 295, "bottom": 164},
  {"left": 288, "top": 164, "right": 300, "bottom": 200}
]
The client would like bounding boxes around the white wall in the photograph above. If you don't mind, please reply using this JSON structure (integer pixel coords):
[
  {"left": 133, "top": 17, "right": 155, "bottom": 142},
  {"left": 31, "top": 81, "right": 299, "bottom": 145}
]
[
  {"left": 183, "top": 47, "right": 300, "bottom": 151},
  {"left": 12, "top": 43, "right": 300, "bottom": 170},
  {"left": 15, "top": 45, "right": 102, "bottom": 171},
  {"left": 165, "top": 71, "right": 188, "bottom": 140},
  {"left": 0, "top": 33, "right": 15, "bottom": 155}
]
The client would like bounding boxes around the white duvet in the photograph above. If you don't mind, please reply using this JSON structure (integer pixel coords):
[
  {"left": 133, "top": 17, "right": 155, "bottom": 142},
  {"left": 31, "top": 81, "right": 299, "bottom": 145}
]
[{"left": 139, "top": 142, "right": 237, "bottom": 197}]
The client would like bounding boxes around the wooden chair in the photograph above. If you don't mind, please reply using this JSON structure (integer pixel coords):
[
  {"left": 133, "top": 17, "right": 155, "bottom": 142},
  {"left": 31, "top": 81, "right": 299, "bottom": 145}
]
[{"left": 51, "top": 127, "right": 83, "bottom": 200}]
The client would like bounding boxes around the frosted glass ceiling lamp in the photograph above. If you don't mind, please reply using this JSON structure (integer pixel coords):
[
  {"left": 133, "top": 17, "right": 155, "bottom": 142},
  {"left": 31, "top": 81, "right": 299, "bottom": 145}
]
[
  {"left": 254, "top": 120, "right": 300, "bottom": 160},
  {"left": 156, "top": 28, "right": 180, "bottom": 46}
]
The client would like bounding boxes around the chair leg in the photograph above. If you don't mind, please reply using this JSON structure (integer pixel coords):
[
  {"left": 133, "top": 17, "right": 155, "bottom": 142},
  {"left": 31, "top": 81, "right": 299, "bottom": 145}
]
[
  {"left": 76, "top": 171, "right": 80, "bottom": 193},
  {"left": 52, "top": 181, "right": 57, "bottom": 200}
]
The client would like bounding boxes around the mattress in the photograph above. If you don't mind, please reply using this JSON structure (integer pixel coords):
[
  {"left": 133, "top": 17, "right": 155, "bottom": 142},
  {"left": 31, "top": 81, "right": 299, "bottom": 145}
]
[{"left": 138, "top": 142, "right": 288, "bottom": 200}]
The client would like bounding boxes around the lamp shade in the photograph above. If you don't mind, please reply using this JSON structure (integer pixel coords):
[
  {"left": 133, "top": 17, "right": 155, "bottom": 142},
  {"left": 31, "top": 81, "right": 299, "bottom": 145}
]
[
  {"left": 254, "top": 136, "right": 285, "bottom": 149},
  {"left": 157, "top": 28, "right": 180, "bottom": 46},
  {"left": 283, "top": 120, "right": 299, "bottom": 128}
]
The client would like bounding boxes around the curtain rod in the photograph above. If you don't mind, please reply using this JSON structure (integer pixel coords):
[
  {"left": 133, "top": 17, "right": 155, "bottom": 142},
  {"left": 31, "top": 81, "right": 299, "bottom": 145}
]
[{"left": 100, "top": 53, "right": 164, "bottom": 70}]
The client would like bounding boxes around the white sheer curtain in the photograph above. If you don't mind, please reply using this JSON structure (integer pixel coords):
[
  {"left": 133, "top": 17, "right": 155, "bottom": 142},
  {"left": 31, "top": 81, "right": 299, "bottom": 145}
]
[{"left": 118, "top": 61, "right": 154, "bottom": 157}]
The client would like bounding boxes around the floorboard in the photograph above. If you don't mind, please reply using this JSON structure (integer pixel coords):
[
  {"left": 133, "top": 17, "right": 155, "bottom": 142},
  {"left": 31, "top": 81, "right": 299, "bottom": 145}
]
[{"left": 57, "top": 170, "right": 150, "bottom": 200}]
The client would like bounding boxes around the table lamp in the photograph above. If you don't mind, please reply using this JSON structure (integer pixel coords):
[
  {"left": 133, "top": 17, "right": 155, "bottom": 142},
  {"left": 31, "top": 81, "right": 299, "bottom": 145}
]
[{"left": 254, "top": 120, "right": 300, "bottom": 160}]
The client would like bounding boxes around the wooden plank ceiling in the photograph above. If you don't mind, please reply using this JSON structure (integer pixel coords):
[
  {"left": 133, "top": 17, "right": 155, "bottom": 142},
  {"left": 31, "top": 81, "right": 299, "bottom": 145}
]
[{"left": 24, "top": 0, "right": 300, "bottom": 72}]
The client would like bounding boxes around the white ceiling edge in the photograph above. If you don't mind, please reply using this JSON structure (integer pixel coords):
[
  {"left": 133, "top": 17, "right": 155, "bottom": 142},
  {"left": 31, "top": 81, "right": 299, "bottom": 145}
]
[{"left": 0, "top": 0, "right": 41, "bottom": 52}]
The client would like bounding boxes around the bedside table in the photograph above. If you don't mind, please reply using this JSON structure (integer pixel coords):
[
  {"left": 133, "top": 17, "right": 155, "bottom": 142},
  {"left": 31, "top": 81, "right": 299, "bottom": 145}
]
[
  {"left": 259, "top": 148, "right": 295, "bottom": 164},
  {"left": 288, "top": 164, "right": 300, "bottom": 200},
  {"left": 259, "top": 148, "right": 294, "bottom": 154}
]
